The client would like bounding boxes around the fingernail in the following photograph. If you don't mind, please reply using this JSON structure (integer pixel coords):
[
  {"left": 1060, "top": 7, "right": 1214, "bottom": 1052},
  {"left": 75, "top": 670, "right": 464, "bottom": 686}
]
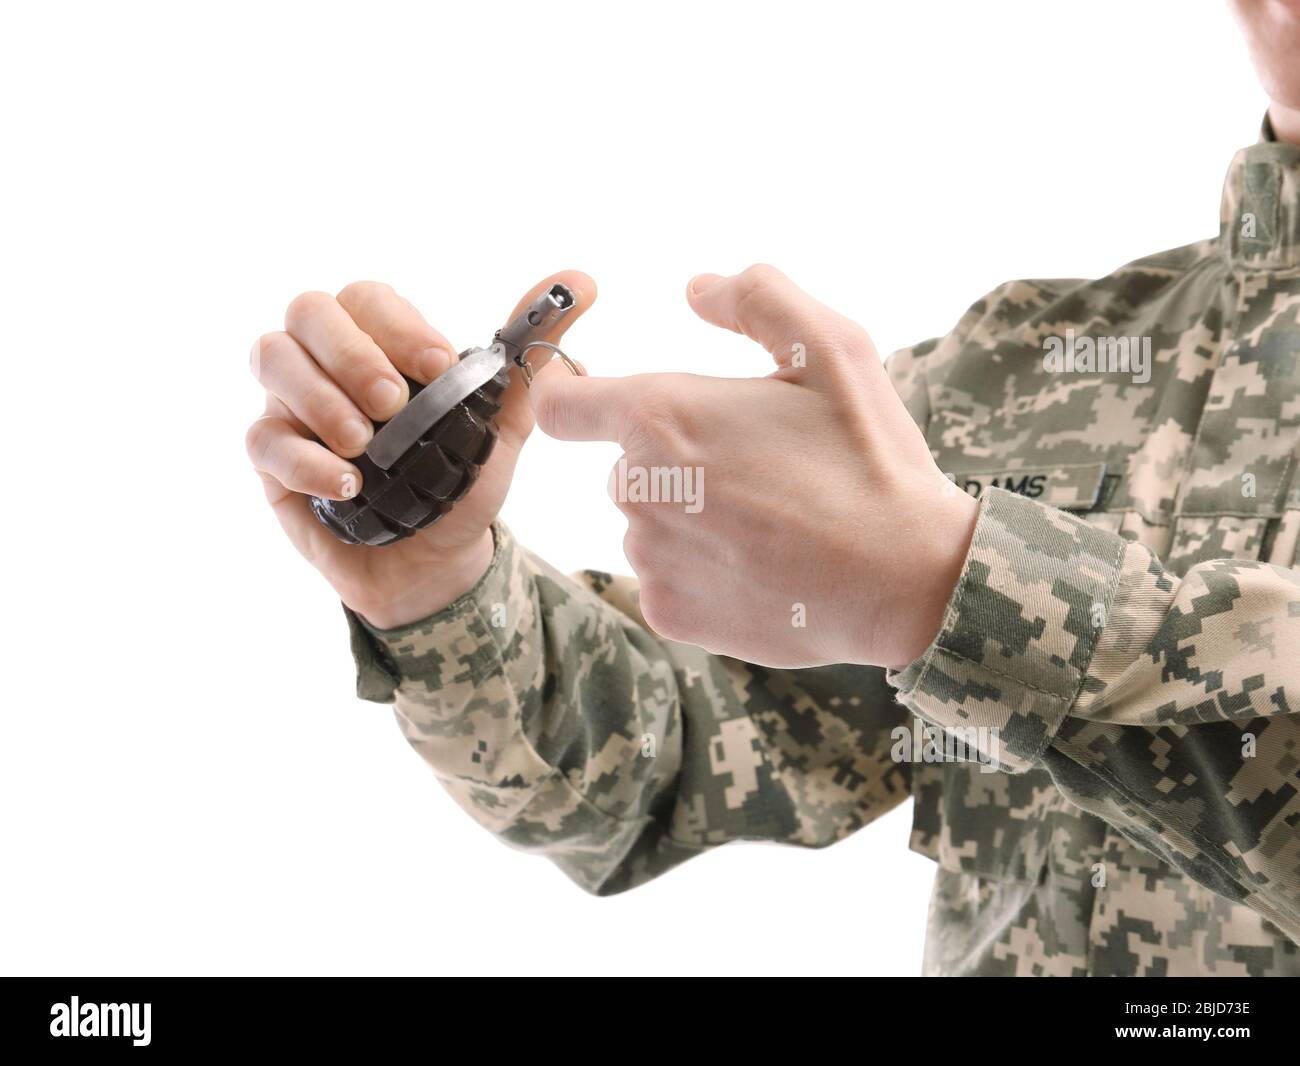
[
  {"left": 419, "top": 347, "right": 453, "bottom": 382},
  {"left": 690, "top": 274, "right": 720, "bottom": 295},
  {"left": 249, "top": 340, "right": 261, "bottom": 375},
  {"left": 339, "top": 418, "right": 371, "bottom": 452},
  {"left": 368, "top": 378, "right": 402, "bottom": 415}
]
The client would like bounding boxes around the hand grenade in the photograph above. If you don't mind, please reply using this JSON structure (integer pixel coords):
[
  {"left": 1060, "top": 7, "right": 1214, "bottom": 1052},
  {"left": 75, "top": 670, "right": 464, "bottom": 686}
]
[{"left": 309, "top": 283, "right": 582, "bottom": 546}]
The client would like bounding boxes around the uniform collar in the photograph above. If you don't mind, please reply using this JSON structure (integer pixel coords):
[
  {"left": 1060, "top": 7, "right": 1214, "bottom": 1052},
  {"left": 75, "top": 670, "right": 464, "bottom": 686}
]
[{"left": 1220, "top": 114, "right": 1300, "bottom": 271}]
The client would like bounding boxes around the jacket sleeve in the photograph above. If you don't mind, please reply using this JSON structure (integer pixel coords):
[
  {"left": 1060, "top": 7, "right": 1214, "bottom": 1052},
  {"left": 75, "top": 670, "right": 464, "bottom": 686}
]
[
  {"left": 346, "top": 522, "right": 911, "bottom": 895},
  {"left": 340, "top": 336, "right": 951, "bottom": 895},
  {"left": 889, "top": 486, "right": 1300, "bottom": 941}
]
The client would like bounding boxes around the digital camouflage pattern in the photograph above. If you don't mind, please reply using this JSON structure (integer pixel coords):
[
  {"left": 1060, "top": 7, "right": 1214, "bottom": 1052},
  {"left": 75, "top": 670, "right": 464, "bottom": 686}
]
[
  {"left": 346, "top": 125, "right": 1300, "bottom": 975},
  {"left": 346, "top": 538, "right": 909, "bottom": 892}
]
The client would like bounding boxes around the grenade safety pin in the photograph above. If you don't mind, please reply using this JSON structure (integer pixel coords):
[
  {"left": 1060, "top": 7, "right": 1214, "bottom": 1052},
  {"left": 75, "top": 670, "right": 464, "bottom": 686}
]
[{"left": 309, "top": 283, "right": 585, "bottom": 546}]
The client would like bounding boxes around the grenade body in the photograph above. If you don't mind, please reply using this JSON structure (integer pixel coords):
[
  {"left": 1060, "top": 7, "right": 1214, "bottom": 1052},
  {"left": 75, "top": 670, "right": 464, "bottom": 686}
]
[
  {"left": 309, "top": 361, "right": 509, "bottom": 547},
  {"left": 308, "top": 282, "right": 578, "bottom": 548}
]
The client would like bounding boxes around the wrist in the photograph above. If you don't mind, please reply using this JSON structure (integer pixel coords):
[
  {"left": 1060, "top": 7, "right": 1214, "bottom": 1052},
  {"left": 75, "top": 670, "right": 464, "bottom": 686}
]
[
  {"left": 882, "top": 490, "right": 980, "bottom": 669},
  {"left": 348, "top": 529, "right": 495, "bottom": 630}
]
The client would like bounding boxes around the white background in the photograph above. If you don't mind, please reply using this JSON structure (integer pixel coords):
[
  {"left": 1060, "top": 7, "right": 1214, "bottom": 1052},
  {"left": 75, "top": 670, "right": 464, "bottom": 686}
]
[{"left": 0, "top": 1, "right": 1268, "bottom": 975}]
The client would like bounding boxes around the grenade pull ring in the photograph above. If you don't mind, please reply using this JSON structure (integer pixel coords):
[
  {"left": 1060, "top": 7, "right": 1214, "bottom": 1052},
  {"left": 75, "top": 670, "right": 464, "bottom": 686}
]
[{"left": 513, "top": 341, "right": 586, "bottom": 386}]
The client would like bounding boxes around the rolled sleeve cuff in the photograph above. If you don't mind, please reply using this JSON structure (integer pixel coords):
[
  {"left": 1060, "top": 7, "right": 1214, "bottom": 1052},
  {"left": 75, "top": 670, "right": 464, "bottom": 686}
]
[
  {"left": 887, "top": 488, "right": 1130, "bottom": 773},
  {"left": 344, "top": 521, "right": 527, "bottom": 703}
]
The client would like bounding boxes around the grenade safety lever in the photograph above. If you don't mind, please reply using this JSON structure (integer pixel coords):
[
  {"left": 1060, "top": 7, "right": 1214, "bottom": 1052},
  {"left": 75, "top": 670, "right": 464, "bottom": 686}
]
[{"left": 309, "top": 283, "right": 584, "bottom": 547}]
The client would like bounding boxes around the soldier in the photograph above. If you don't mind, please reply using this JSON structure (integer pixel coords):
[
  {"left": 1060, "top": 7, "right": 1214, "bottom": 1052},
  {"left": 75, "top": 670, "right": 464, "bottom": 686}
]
[{"left": 246, "top": 0, "right": 1300, "bottom": 975}]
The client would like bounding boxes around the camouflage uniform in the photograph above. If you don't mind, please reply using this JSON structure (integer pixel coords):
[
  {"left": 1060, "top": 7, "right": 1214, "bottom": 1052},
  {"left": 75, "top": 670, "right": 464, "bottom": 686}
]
[{"left": 344, "top": 122, "right": 1300, "bottom": 975}]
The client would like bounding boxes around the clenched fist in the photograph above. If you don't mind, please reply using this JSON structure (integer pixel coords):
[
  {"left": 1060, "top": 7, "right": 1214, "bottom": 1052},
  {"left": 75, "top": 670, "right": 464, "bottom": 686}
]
[
  {"left": 246, "top": 272, "right": 596, "bottom": 628},
  {"left": 530, "top": 265, "right": 978, "bottom": 670}
]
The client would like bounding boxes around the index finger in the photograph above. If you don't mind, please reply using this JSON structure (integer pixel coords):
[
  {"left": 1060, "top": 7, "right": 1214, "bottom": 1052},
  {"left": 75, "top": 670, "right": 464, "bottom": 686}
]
[
  {"left": 337, "top": 281, "right": 457, "bottom": 385},
  {"left": 529, "top": 365, "right": 646, "bottom": 443}
]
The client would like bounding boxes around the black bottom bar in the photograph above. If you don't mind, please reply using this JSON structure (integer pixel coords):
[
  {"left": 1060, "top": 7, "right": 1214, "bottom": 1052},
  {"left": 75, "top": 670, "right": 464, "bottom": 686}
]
[{"left": 2, "top": 976, "right": 1292, "bottom": 1053}]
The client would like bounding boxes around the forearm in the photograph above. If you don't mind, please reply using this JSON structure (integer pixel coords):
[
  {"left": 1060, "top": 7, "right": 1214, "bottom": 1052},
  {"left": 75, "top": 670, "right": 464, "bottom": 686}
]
[{"left": 348, "top": 523, "right": 912, "bottom": 893}]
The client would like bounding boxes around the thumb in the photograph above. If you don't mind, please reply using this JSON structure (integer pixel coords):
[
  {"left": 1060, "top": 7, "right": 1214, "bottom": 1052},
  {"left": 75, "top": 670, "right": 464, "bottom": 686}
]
[
  {"left": 686, "top": 263, "right": 873, "bottom": 379},
  {"left": 496, "top": 269, "right": 597, "bottom": 442}
]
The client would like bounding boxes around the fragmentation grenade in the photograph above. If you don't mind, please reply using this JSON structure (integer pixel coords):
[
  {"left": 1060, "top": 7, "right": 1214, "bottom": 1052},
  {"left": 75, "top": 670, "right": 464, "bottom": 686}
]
[{"left": 309, "top": 283, "right": 583, "bottom": 546}]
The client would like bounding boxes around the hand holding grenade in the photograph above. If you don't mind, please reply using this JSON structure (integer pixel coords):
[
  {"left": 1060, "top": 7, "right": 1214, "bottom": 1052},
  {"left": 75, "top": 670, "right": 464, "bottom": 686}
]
[{"left": 309, "top": 283, "right": 583, "bottom": 546}]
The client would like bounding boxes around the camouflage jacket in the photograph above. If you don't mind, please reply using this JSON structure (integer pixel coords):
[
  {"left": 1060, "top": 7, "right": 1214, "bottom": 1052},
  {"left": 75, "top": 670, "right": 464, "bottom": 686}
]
[{"left": 345, "top": 127, "right": 1300, "bottom": 976}]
